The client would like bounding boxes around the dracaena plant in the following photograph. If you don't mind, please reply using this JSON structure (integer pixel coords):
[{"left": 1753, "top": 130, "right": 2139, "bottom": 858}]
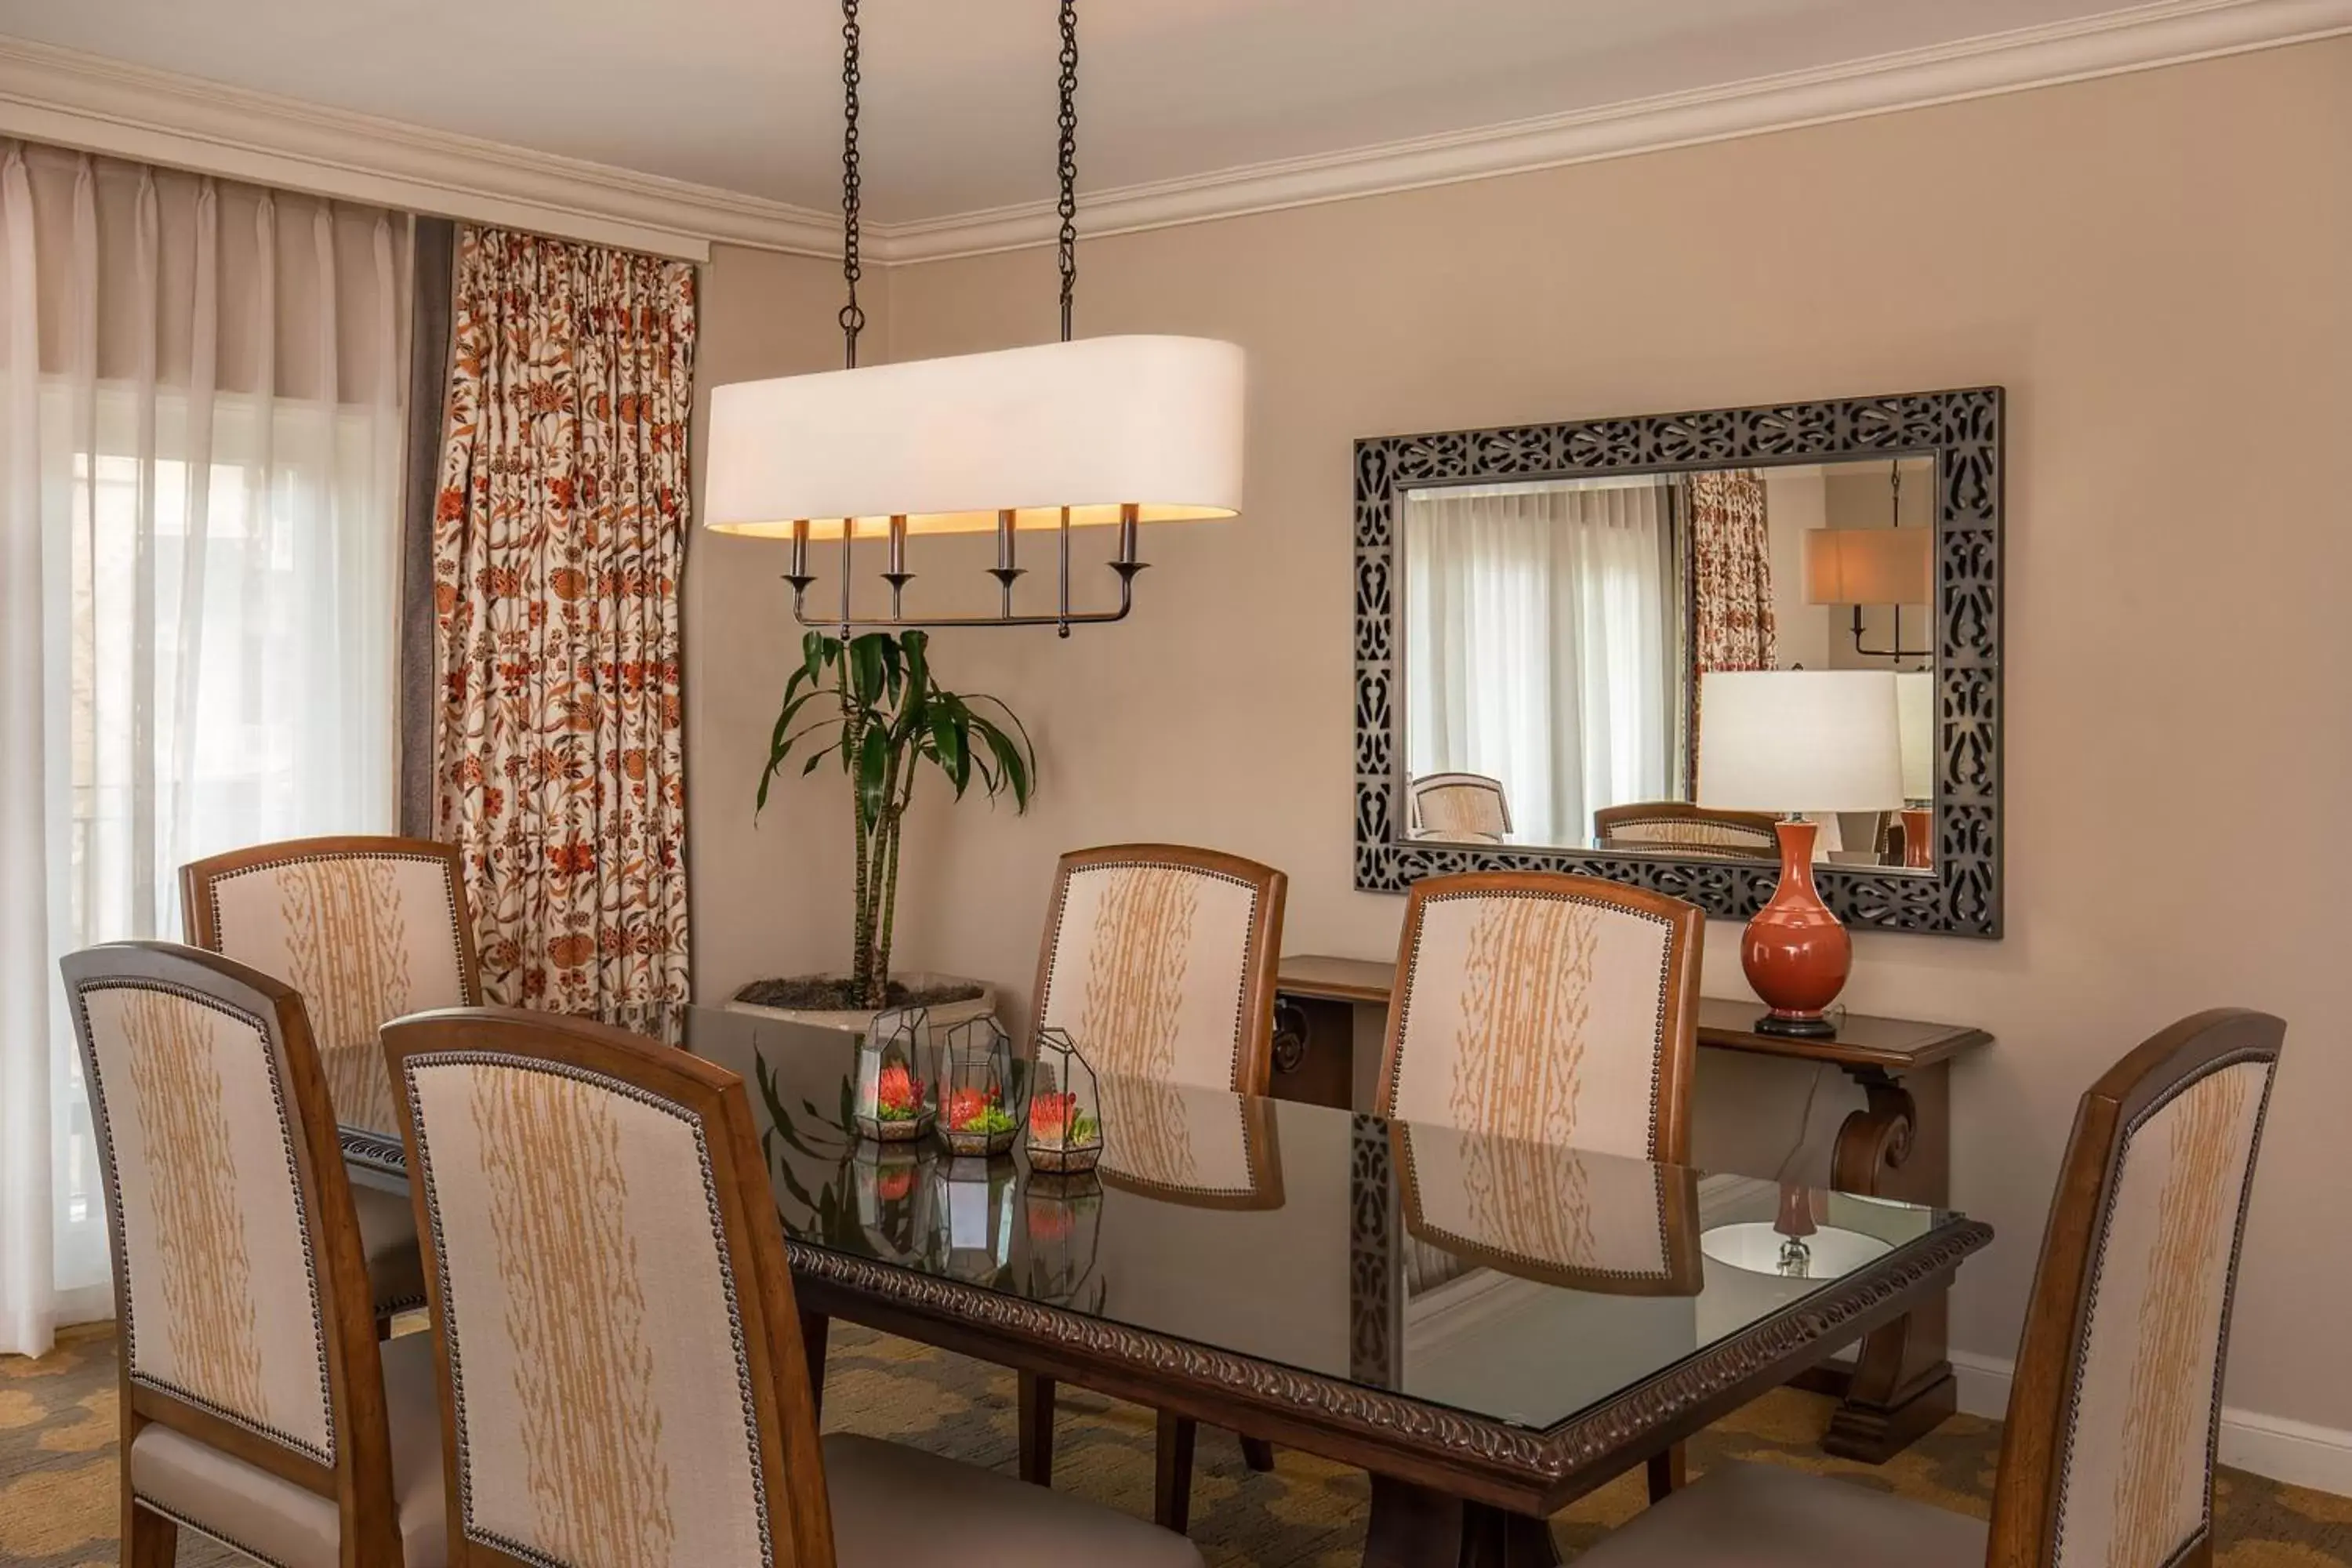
[{"left": 759, "top": 630, "right": 1035, "bottom": 1010}]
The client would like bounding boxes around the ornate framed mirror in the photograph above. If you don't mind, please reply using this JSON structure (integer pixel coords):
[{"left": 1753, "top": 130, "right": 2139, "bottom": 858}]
[{"left": 1353, "top": 388, "right": 2002, "bottom": 937}]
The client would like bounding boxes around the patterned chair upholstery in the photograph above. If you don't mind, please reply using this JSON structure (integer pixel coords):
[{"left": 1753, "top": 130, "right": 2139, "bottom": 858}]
[
  {"left": 382, "top": 1007, "right": 1203, "bottom": 1568},
  {"left": 1033, "top": 844, "right": 1288, "bottom": 1094},
  {"left": 61, "top": 941, "right": 445, "bottom": 1568},
  {"left": 1570, "top": 1008, "right": 2285, "bottom": 1568},
  {"left": 1378, "top": 871, "right": 1705, "bottom": 1163},
  {"left": 183, "top": 834, "right": 481, "bottom": 1319},
  {"left": 1592, "top": 801, "right": 1780, "bottom": 861},
  {"left": 1406, "top": 771, "right": 1512, "bottom": 840}
]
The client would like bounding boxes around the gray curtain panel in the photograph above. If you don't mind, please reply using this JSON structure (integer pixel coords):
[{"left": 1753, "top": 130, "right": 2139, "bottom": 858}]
[{"left": 399, "top": 216, "right": 456, "bottom": 838}]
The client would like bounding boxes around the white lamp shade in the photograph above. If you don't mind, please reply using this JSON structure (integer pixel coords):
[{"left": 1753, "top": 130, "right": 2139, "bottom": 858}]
[
  {"left": 1896, "top": 670, "right": 1934, "bottom": 803},
  {"left": 702, "top": 334, "right": 1245, "bottom": 539},
  {"left": 1697, "top": 670, "right": 1905, "bottom": 814},
  {"left": 1802, "top": 527, "right": 1932, "bottom": 606}
]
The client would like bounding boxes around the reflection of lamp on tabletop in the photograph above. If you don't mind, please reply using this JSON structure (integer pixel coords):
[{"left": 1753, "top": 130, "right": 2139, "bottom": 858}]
[
  {"left": 1802, "top": 461, "right": 1931, "bottom": 661},
  {"left": 1698, "top": 670, "right": 1904, "bottom": 1036},
  {"left": 1775, "top": 1182, "right": 1826, "bottom": 1276}
]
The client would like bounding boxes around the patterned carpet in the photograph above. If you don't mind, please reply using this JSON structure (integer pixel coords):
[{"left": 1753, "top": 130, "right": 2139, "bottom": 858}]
[{"left": 6, "top": 1322, "right": 2350, "bottom": 1566}]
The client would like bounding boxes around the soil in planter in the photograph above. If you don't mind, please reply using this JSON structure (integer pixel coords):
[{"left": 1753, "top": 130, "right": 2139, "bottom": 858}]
[{"left": 735, "top": 975, "right": 988, "bottom": 1012}]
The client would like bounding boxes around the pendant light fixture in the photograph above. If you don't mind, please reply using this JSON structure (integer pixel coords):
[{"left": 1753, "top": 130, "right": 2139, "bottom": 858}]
[{"left": 703, "top": 0, "right": 1247, "bottom": 636}]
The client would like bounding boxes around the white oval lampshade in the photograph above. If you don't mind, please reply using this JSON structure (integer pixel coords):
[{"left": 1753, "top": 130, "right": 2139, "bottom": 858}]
[
  {"left": 702, "top": 334, "right": 1245, "bottom": 539},
  {"left": 1802, "top": 526, "right": 1932, "bottom": 607},
  {"left": 1697, "top": 670, "right": 1905, "bottom": 815}
]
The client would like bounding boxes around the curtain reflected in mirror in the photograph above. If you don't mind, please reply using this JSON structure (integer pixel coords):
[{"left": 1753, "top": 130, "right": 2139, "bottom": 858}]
[{"left": 1400, "top": 456, "right": 1936, "bottom": 873}]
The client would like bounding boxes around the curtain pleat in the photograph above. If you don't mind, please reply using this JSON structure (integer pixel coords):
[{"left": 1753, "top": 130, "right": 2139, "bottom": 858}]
[
  {"left": 431, "top": 226, "right": 695, "bottom": 1033},
  {"left": 0, "top": 140, "right": 409, "bottom": 1353}
]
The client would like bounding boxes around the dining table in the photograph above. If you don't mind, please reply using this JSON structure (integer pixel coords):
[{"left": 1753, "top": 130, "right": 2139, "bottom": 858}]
[{"left": 344, "top": 1004, "right": 1992, "bottom": 1568}]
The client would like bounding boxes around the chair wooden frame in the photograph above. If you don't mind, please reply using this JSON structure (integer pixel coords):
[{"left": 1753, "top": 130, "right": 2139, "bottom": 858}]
[
  {"left": 1406, "top": 771, "right": 1514, "bottom": 837},
  {"left": 180, "top": 833, "right": 485, "bottom": 1013},
  {"left": 1029, "top": 843, "right": 1289, "bottom": 1097},
  {"left": 1376, "top": 870, "right": 1706, "bottom": 1165},
  {"left": 381, "top": 1006, "right": 839, "bottom": 1568},
  {"left": 61, "top": 941, "right": 405, "bottom": 1568},
  {"left": 1592, "top": 802, "right": 1780, "bottom": 861},
  {"left": 1987, "top": 1008, "right": 2283, "bottom": 1568}
]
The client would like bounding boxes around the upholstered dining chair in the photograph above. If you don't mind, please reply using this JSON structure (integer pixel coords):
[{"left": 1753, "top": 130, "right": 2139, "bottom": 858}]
[
  {"left": 182, "top": 834, "right": 482, "bottom": 1326},
  {"left": 1592, "top": 801, "right": 1780, "bottom": 861},
  {"left": 1022, "top": 842, "right": 1288, "bottom": 1526},
  {"left": 1406, "top": 771, "right": 1512, "bottom": 840},
  {"left": 1571, "top": 1007, "right": 2285, "bottom": 1568},
  {"left": 1380, "top": 867, "right": 1704, "bottom": 1501},
  {"left": 61, "top": 941, "right": 446, "bottom": 1568},
  {"left": 380, "top": 1006, "right": 1203, "bottom": 1568}
]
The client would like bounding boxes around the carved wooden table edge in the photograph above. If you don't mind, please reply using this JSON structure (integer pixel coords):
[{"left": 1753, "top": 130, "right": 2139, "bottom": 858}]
[{"left": 782, "top": 1218, "right": 1991, "bottom": 1526}]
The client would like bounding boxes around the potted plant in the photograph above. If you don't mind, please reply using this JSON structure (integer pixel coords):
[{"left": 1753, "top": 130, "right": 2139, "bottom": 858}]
[{"left": 731, "top": 629, "right": 1035, "bottom": 1035}]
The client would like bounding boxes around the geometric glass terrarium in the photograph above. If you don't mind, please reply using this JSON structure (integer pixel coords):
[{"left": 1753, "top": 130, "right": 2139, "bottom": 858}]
[
  {"left": 933, "top": 1154, "right": 1016, "bottom": 1287},
  {"left": 937, "top": 1014, "right": 1022, "bottom": 1157},
  {"left": 851, "top": 1006, "right": 933, "bottom": 1143},
  {"left": 1022, "top": 1169, "right": 1103, "bottom": 1309},
  {"left": 1024, "top": 1026, "right": 1101, "bottom": 1174}
]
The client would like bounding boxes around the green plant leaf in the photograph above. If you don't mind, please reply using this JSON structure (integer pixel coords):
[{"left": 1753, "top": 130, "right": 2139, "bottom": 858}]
[
  {"left": 803, "top": 630, "right": 829, "bottom": 685},
  {"left": 856, "top": 724, "right": 889, "bottom": 828},
  {"left": 927, "top": 705, "right": 968, "bottom": 797},
  {"left": 875, "top": 633, "right": 904, "bottom": 702},
  {"left": 850, "top": 634, "right": 887, "bottom": 708},
  {"left": 976, "top": 719, "right": 1033, "bottom": 811}
]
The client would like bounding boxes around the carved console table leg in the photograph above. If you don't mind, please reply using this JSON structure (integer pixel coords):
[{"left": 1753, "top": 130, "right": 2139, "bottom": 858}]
[
  {"left": 1819, "top": 1062, "right": 1957, "bottom": 1463},
  {"left": 1271, "top": 995, "right": 1357, "bottom": 1110}
]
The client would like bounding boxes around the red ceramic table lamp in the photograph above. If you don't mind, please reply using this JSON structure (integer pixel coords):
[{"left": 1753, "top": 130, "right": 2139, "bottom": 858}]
[{"left": 1697, "top": 670, "right": 1904, "bottom": 1038}]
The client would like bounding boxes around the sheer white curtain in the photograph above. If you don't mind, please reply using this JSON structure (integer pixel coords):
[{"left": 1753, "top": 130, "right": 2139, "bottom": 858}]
[
  {"left": 1405, "top": 481, "right": 1675, "bottom": 845},
  {"left": 0, "top": 143, "right": 408, "bottom": 1355}
]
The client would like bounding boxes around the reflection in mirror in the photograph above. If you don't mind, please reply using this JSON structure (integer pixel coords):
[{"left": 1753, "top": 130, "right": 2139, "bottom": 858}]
[{"left": 1400, "top": 456, "right": 1936, "bottom": 871}]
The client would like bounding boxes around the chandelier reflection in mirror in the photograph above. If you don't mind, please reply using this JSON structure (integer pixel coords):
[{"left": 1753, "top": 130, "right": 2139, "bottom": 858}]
[{"left": 702, "top": 0, "right": 1247, "bottom": 636}]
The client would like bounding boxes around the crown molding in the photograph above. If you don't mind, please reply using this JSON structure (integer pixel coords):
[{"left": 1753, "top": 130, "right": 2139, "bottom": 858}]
[
  {"left": 2, "top": 0, "right": 2346, "bottom": 267},
  {"left": 878, "top": 0, "right": 2352, "bottom": 263},
  {"left": 0, "top": 36, "right": 837, "bottom": 262}
]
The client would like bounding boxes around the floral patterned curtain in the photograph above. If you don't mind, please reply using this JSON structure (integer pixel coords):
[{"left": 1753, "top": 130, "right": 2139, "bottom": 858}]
[
  {"left": 430, "top": 227, "right": 695, "bottom": 1032},
  {"left": 1683, "top": 468, "right": 1777, "bottom": 790}
]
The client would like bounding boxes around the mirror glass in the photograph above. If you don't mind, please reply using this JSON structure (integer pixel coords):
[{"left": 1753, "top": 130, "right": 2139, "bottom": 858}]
[{"left": 1399, "top": 456, "right": 1936, "bottom": 872}]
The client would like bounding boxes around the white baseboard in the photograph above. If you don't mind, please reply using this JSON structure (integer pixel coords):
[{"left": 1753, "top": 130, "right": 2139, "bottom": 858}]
[{"left": 1951, "top": 1351, "right": 2352, "bottom": 1494}]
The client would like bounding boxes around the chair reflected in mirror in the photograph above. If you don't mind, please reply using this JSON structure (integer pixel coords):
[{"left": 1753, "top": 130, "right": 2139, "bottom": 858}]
[
  {"left": 1406, "top": 771, "right": 1513, "bottom": 844},
  {"left": 1592, "top": 802, "right": 1780, "bottom": 861}
]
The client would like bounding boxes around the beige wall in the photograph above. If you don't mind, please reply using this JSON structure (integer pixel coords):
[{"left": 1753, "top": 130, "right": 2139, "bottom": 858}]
[{"left": 686, "top": 39, "right": 2352, "bottom": 1432}]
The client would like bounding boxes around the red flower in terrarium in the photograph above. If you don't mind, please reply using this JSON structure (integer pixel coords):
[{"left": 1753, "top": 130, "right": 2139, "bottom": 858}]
[
  {"left": 949, "top": 1087, "right": 990, "bottom": 1130},
  {"left": 876, "top": 1063, "right": 922, "bottom": 1116},
  {"left": 877, "top": 1166, "right": 914, "bottom": 1202},
  {"left": 1030, "top": 1091, "right": 1075, "bottom": 1142}
]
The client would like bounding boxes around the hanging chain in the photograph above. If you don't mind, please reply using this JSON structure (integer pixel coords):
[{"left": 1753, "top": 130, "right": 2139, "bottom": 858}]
[
  {"left": 1056, "top": 0, "right": 1079, "bottom": 342},
  {"left": 838, "top": 0, "right": 866, "bottom": 368}
]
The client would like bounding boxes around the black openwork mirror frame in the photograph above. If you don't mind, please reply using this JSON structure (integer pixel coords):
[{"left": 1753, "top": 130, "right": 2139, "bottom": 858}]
[{"left": 1352, "top": 387, "right": 2003, "bottom": 938}]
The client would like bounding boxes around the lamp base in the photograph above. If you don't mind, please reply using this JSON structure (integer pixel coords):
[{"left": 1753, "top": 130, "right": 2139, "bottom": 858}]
[
  {"left": 1742, "top": 819, "right": 1855, "bottom": 1031},
  {"left": 1755, "top": 1011, "right": 1840, "bottom": 1040}
]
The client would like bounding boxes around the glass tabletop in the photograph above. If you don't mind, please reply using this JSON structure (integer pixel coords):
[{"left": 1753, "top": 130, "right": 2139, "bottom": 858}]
[{"left": 688, "top": 1005, "right": 1967, "bottom": 1435}]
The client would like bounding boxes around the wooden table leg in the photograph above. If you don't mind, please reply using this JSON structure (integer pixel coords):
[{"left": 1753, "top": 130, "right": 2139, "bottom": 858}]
[
  {"left": 1155, "top": 1408, "right": 1196, "bottom": 1534},
  {"left": 1646, "top": 1444, "right": 1686, "bottom": 1502},
  {"left": 1817, "top": 1063, "right": 1958, "bottom": 1462},
  {"left": 800, "top": 1309, "right": 829, "bottom": 1421},
  {"left": 1363, "top": 1475, "right": 1560, "bottom": 1568},
  {"left": 1018, "top": 1370, "right": 1056, "bottom": 1486}
]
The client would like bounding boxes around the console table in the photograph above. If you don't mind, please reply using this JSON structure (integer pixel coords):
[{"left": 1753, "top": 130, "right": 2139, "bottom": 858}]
[{"left": 1272, "top": 953, "right": 1992, "bottom": 1465}]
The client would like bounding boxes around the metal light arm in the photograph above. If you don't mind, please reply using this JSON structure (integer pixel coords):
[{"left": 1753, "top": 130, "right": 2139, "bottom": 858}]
[{"left": 786, "top": 504, "right": 1147, "bottom": 637}]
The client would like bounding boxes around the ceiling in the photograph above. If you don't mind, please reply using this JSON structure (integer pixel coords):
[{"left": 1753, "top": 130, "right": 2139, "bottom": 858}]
[{"left": 0, "top": 0, "right": 2165, "bottom": 223}]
